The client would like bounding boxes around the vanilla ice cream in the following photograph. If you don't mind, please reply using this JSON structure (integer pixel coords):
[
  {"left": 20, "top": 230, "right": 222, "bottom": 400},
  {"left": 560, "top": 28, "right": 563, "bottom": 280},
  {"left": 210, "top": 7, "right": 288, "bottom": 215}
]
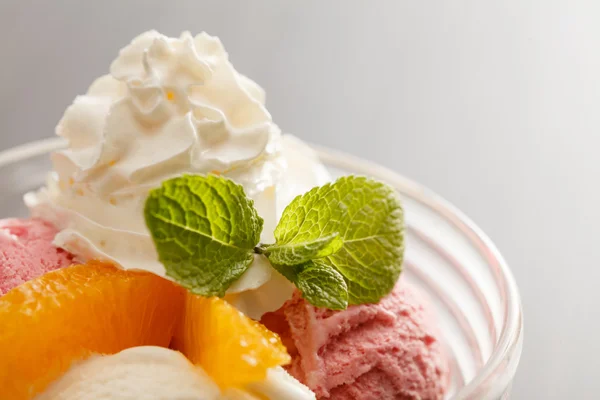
[{"left": 36, "top": 346, "right": 315, "bottom": 400}]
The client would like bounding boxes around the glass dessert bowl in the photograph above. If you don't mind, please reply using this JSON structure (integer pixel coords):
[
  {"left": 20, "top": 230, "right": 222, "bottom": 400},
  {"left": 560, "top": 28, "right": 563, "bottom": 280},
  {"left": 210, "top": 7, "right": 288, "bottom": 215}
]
[{"left": 0, "top": 137, "right": 523, "bottom": 399}]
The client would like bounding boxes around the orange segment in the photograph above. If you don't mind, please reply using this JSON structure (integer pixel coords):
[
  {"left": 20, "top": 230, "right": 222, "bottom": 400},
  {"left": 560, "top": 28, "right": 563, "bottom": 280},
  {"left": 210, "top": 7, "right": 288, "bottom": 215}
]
[
  {"left": 0, "top": 261, "right": 290, "bottom": 398},
  {"left": 0, "top": 262, "right": 185, "bottom": 400},
  {"left": 172, "top": 294, "right": 291, "bottom": 389}
]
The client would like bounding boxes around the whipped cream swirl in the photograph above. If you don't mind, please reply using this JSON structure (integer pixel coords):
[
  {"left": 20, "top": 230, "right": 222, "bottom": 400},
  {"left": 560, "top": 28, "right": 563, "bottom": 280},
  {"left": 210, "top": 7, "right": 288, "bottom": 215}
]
[{"left": 27, "top": 31, "right": 330, "bottom": 319}]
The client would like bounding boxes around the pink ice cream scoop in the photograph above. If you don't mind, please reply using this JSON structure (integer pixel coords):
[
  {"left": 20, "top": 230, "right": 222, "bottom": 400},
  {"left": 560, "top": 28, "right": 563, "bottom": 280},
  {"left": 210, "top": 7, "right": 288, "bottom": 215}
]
[
  {"left": 0, "top": 218, "right": 74, "bottom": 295},
  {"left": 262, "top": 281, "right": 449, "bottom": 400}
]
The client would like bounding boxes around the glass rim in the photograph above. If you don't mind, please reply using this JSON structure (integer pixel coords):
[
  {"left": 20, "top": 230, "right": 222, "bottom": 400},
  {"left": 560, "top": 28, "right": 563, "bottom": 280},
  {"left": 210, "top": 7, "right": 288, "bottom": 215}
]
[{"left": 0, "top": 138, "right": 523, "bottom": 399}]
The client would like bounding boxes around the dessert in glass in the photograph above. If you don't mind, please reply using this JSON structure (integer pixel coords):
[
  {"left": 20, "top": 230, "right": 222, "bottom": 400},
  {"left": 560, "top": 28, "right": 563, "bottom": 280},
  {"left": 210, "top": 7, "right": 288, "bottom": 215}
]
[{"left": 0, "top": 31, "right": 522, "bottom": 400}]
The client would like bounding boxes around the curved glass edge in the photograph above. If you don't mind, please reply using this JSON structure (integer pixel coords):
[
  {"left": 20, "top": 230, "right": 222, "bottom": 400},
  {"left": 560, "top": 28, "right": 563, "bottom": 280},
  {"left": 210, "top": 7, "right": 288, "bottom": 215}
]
[
  {"left": 0, "top": 138, "right": 523, "bottom": 399},
  {"left": 0, "top": 137, "right": 67, "bottom": 168}
]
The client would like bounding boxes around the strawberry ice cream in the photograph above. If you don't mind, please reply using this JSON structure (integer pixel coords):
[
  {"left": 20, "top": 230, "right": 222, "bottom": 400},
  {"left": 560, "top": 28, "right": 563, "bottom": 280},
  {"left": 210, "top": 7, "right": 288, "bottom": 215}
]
[
  {"left": 262, "top": 281, "right": 449, "bottom": 400},
  {"left": 0, "top": 218, "right": 74, "bottom": 295}
]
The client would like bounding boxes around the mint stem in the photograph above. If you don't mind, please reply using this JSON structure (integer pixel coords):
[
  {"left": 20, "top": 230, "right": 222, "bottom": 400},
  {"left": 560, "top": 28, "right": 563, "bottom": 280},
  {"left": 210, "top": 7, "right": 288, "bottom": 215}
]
[{"left": 254, "top": 243, "right": 271, "bottom": 255}]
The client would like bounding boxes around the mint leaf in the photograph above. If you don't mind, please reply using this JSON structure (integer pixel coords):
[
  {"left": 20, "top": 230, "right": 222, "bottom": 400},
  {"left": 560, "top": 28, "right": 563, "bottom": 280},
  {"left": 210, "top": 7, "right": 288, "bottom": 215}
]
[
  {"left": 271, "top": 260, "right": 348, "bottom": 310},
  {"left": 270, "top": 262, "right": 302, "bottom": 286},
  {"left": 144, "top": 174, "right": 263, "bottom": 297},
  {"left": 273, "top": 176, "right": 404, "bottom": 305},
  {"left": 262, "top": 233, "right": 343, "bottom": 266},
  {"left": 295, "top": 260, "right": 348, "bottom": 310}
]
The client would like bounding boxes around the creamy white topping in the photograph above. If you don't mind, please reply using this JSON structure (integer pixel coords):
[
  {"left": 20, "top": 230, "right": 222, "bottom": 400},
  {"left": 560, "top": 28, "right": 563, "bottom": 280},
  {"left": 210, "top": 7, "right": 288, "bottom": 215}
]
[
  {"left": 26, "top": 31, "right": 330, "bottom": 318},
  {"left": 36, "top": 346, "right": 315, "bottom": 400}
]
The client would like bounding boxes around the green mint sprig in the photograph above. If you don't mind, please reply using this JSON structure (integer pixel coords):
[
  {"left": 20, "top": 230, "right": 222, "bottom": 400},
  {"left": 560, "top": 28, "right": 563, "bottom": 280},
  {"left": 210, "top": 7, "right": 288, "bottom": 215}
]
[{"left": 144, "top": 175, "right": 404, "bottom": 309}]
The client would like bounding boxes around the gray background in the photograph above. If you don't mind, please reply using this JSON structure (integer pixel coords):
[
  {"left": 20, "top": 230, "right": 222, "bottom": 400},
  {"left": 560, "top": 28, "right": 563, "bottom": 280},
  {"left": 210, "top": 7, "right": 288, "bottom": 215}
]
[{"left": 1, "top": 1, "right": 598, "bottom": 398}]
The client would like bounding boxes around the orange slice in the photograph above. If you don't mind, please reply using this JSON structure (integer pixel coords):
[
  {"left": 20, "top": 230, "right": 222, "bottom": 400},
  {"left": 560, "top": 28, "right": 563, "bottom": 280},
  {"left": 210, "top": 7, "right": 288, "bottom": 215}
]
[
  {"left": 172, "top": 293, "right": 291, "bottom": 388},
  {"left": 0, "top": 261, "right": 290, "bottom": 399},
  {"left": 0, "top": 262, "right": 184, "bottom": 399}
]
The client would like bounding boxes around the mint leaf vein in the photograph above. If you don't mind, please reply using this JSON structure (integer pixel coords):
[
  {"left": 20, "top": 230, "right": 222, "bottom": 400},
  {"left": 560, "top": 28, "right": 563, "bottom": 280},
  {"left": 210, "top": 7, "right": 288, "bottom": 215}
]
[
  {"left": 271, "top": 176, "right": 404, "bottom": 306},
  {"left": 144, "top": 174, "right": 263, "bottom": 297}
]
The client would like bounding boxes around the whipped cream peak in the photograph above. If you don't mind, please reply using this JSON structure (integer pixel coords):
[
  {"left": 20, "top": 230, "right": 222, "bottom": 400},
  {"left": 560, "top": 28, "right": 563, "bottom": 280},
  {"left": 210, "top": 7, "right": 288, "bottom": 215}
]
[
  {"left": 27, "top": 30, "right": 331, "bottom": 319},
  {"left": 56, "top": 30, "right": 279, "bottom": 197}
]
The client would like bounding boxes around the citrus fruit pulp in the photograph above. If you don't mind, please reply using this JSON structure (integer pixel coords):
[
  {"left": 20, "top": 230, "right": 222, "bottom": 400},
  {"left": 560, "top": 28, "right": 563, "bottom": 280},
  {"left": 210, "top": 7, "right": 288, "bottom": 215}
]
[
  {"left": 0, "top": 261, "right": 290, "bottom": 399},
  {"left": 171, "top": 294, "right": 291, "bottom": 388}
]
